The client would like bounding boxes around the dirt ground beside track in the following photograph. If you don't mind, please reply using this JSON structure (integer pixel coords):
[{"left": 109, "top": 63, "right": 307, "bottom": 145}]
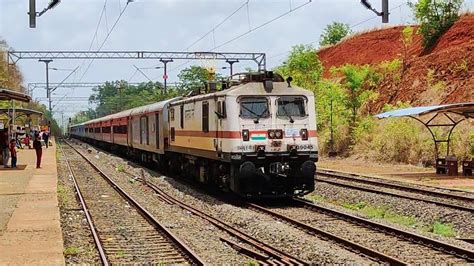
[{"left": 318, "top": 157, "right": 474, "bottom": 192}]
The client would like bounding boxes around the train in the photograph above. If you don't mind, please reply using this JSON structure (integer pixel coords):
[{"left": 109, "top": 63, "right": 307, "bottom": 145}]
[{"left": 70, "top": 71, "right": 318, "bottom": 198}]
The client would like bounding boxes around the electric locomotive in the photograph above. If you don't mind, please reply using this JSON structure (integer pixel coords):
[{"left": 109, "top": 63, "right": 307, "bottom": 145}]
[{"left": 70, "top": 71, "right": 318, "bottom": 198}]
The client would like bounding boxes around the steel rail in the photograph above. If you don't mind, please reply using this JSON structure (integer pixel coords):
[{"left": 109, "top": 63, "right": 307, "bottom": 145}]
[
  {"left": 294, "top": 198, "right": 474, "bottom": 262},
  {"left": 62, "top": 140, "right": 205, "bottom": 265},
  {"left": 317, "top": 169, "right": 474, "bottom": 202},
  {"left": 247, "top": 203, "right": 407, "bottom": 266},
  {"left": 141, "top": 179, "right": 308, "bottom": 265},
  {"left": 58, "top": 142, "right": 109, "bottom": 266},
  {"left": 316, "top": 174, "right": 474, "bottom": 213}
]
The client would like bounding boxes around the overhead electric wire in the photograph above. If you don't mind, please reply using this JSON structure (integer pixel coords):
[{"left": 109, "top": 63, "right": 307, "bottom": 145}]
[
  {"left": 210, "top": 0, "right": 312, "bottom": 51},
  {"left": 186, "top": 0, "right": 250, "bottom": 51},
  {"left": 133, "top": 65, "right": 154, "bottom": 83},
  {"left": 78, "top": 0, "right": 132, "bottom": 82},
  {"left": 88, "top": 0, "right": 109, "bottom": 51},
  {"left": 168, "top": 0, "right": 312, "bottom": 75}
]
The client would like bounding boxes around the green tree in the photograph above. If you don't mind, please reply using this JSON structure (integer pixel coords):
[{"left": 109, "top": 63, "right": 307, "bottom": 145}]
[
  {"left": 319, "top": 22, "right": 352, "bottom": 47},
  {"left": 275, "top": 44, "right": 323, "bottom": 90},
  {"left": 89, "top": 80, "right": 183, "bottom": 117},
  {"left": 331, "top": 64, "right": 380, "bottom": 128},
  {"left": 409, "top": 0, "right": 463, "bottom": 48},
  {"left": 178, "top": 66, "right": 221, "bottom": 91}
]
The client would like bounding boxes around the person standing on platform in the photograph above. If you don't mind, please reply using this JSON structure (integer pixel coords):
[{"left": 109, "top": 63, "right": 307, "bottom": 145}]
[
  {"left": 9, "top": 139, "right": 17, "bottom": 168},
  {"left": 33, "top": 134, "right": 42, "bottom": 168},
  {"left": 24, "top": 134, "right": 31, "bottom": 149},
  {"left": 1, "top": 132, "right": 10, "bottom": 168},
  {"left": 43, "top": 131, "right": 49, "bottom": 148}
]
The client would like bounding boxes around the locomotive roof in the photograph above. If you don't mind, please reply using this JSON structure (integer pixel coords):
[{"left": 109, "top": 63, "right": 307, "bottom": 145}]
[{"left": 170, "top": 81, "right": 313, "bottom": 106}]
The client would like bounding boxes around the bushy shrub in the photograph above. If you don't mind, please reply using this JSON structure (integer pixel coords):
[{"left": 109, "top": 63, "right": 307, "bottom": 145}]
[{"left": 409, "top": 0, "right": 463, "bottom": 48}]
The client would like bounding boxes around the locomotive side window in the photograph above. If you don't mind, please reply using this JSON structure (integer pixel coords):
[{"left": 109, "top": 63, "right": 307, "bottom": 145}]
[
  {"left": 222, "top": 100, "right": 227, "bottom": 118},
  {"left": 202, "top": 102, "right": 209, "bottom": 133},
  {"left": 277, "top": 96, "right": 307, "bottom": 118},
  {"left": 240, "top": 97, "right": 269, "bottom": 119},
  {"left": 217, "top": 101, "right": 227, "bottom": 119},
  {"left": 180, "top": 105, "right": 184, "bottom": 129}
]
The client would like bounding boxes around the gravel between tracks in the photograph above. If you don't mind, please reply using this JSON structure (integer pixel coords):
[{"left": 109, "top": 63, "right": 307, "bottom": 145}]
[
  {"left": 57, "top": 154, "right": 101, "bottom": 264},
  {"left": 72, "top": 141, "right": 372, "bottom": 264},
  {"left": 271, "top": 205, "right": 468, "bottom": 264},
  {"left": 309, "top": 182, "right": 474, "bottom": 247}
]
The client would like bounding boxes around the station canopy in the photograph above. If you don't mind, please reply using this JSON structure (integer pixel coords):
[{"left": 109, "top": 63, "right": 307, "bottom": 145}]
[
  {"left": 0, "top": 108, "right": 43, "bottom": 120},
  {"left": 0, "top": 88, "right": 31, "bottom": 102},
  {"left": 376, "top": 102, "right": 474, "bottom": 159}
]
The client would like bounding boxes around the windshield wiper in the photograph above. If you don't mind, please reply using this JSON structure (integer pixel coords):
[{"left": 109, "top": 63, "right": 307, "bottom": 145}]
[
  {"left": 282, "top": 105, "right": 295, "bottom": 123},
  {"left": 254, "top": 107, "right": 268, "bottom": 124},
  {"left": 241, "top": 104, "right": 267, "bottom": 124}
]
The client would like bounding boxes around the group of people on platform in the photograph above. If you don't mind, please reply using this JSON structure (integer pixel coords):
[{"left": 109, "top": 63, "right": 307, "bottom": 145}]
[{"left": 1, "top": 130, "right": 49, "bottom": 169}]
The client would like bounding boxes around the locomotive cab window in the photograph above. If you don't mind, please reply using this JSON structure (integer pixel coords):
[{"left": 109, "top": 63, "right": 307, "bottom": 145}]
[
  {"left": 277, "top": 96, "right": 307, "bottom": 119},
  {"left": 239, "top": 97, "right": 269, "bottom": 119}
]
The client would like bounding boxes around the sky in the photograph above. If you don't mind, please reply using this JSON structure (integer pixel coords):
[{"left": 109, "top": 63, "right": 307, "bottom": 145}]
[{"left": 0, "top": 0, "right": 473, "bottom": 122}]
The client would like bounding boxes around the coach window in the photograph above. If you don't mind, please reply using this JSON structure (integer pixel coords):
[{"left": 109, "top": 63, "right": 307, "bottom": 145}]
[
  {"left": 180, "top": 105, "right": 184, "bottom": 129},
  {"left": 170, "top": 108, "right": 175, "bottom": 122},
  {"left": 202, "top": 102, "right": 209, "bottom": 133}
]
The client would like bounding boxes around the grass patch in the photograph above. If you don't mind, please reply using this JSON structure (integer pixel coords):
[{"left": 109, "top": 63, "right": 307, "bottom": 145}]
[
  {"left": 428, "top": 221, "right": 457, "bottom": 237},
  {"left": 57, "top": 184, "right": 69, "bottom": 205},
  {"left": 116, "top": 164, "right": 125, "bottom": 173},
  {"left": 64, "top": 246, "right": 80, "bottom": 255},
  {"left": 306, "top": 194, "right": 458, "bottom": 237},
  {"left": 453, "top": 186, "right": 474, "bottom": 191},
  {"left": 307, "top": 194, "right": 327, "bottom": 202},
  {"left": 245, "top": 259, "right": 259, "bottom": 266},
  {"left": 56, "top": 148, "right": 61, "bottom": 160},
  {"left": 342, "top": 202, "right": 417, "bottom": 227}
]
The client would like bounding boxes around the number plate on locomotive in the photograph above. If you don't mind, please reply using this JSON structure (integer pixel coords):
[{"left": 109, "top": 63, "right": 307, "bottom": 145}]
[{"left": 285, "top": 128, "right": 300, "bottom": 137}]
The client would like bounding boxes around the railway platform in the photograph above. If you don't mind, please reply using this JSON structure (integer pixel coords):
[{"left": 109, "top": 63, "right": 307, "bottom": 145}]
[{"left": 0, "top": 140, "right": 64, "bottom": 265}]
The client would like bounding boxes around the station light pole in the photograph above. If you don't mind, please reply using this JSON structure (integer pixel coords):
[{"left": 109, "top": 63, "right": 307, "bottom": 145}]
[{"left": 39, "top": 59, "right": 53, "bottom": 113}]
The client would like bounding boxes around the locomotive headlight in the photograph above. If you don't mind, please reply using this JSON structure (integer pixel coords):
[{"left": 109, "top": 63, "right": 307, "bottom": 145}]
[
  {"left": 300, "top": 129, "right": 308, "bottom": 140},
  {"left": 275, "top": 129, "right": 283, "bottom": 139},
  {"left": 242, "top": 129, "right": 250, "bottom": 141},
  {"left": 268, "top": 130, "right": 275, "bottom": 139}
]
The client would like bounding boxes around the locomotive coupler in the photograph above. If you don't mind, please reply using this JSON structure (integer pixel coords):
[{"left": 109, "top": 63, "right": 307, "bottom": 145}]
[{"left": 269, "top": 162, "right": 289, "bottom": 175}]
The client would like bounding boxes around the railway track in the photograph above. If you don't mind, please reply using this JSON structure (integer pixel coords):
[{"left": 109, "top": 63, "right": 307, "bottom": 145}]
[
  {"left": 316, "top": 169, "right": 474, "bottom": 212},
  {"left": 59, "top": 141, "right": 204, "bottom": 265},
  {"left": 248, "top": 199, "right": 474, "bottom": 265},
  {"left": 64, "top": 140, "right": 308, "bottom": 265},
  {"left": 66, "top": 139, "right": 473, "bottom": 264}
]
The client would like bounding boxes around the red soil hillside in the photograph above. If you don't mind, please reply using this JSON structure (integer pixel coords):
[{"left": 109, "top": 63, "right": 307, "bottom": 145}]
[{"left": 317, "top": 13, "right": 474, "bottom": 111}]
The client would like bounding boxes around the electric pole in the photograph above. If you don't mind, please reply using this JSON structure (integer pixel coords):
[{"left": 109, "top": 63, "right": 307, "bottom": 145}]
[
  {"left": 39, "top": 59, "right": 53, "bottom": 113},
  {"left": 160, "top": 59, "right": 173, "bottom": 94}
]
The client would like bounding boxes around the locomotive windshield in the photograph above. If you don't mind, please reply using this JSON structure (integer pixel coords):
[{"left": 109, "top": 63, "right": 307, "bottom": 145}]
[
  {"left": 277, "top": 96, "right": 306, "bottom": 118},
  {"left": 240, "top": 97, "right": 269, "bottom": 120}
]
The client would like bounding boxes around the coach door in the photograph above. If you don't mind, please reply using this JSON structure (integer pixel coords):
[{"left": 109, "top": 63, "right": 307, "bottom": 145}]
[{"left": 155, "top": 112, "right": 159, "bottom": 149}]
